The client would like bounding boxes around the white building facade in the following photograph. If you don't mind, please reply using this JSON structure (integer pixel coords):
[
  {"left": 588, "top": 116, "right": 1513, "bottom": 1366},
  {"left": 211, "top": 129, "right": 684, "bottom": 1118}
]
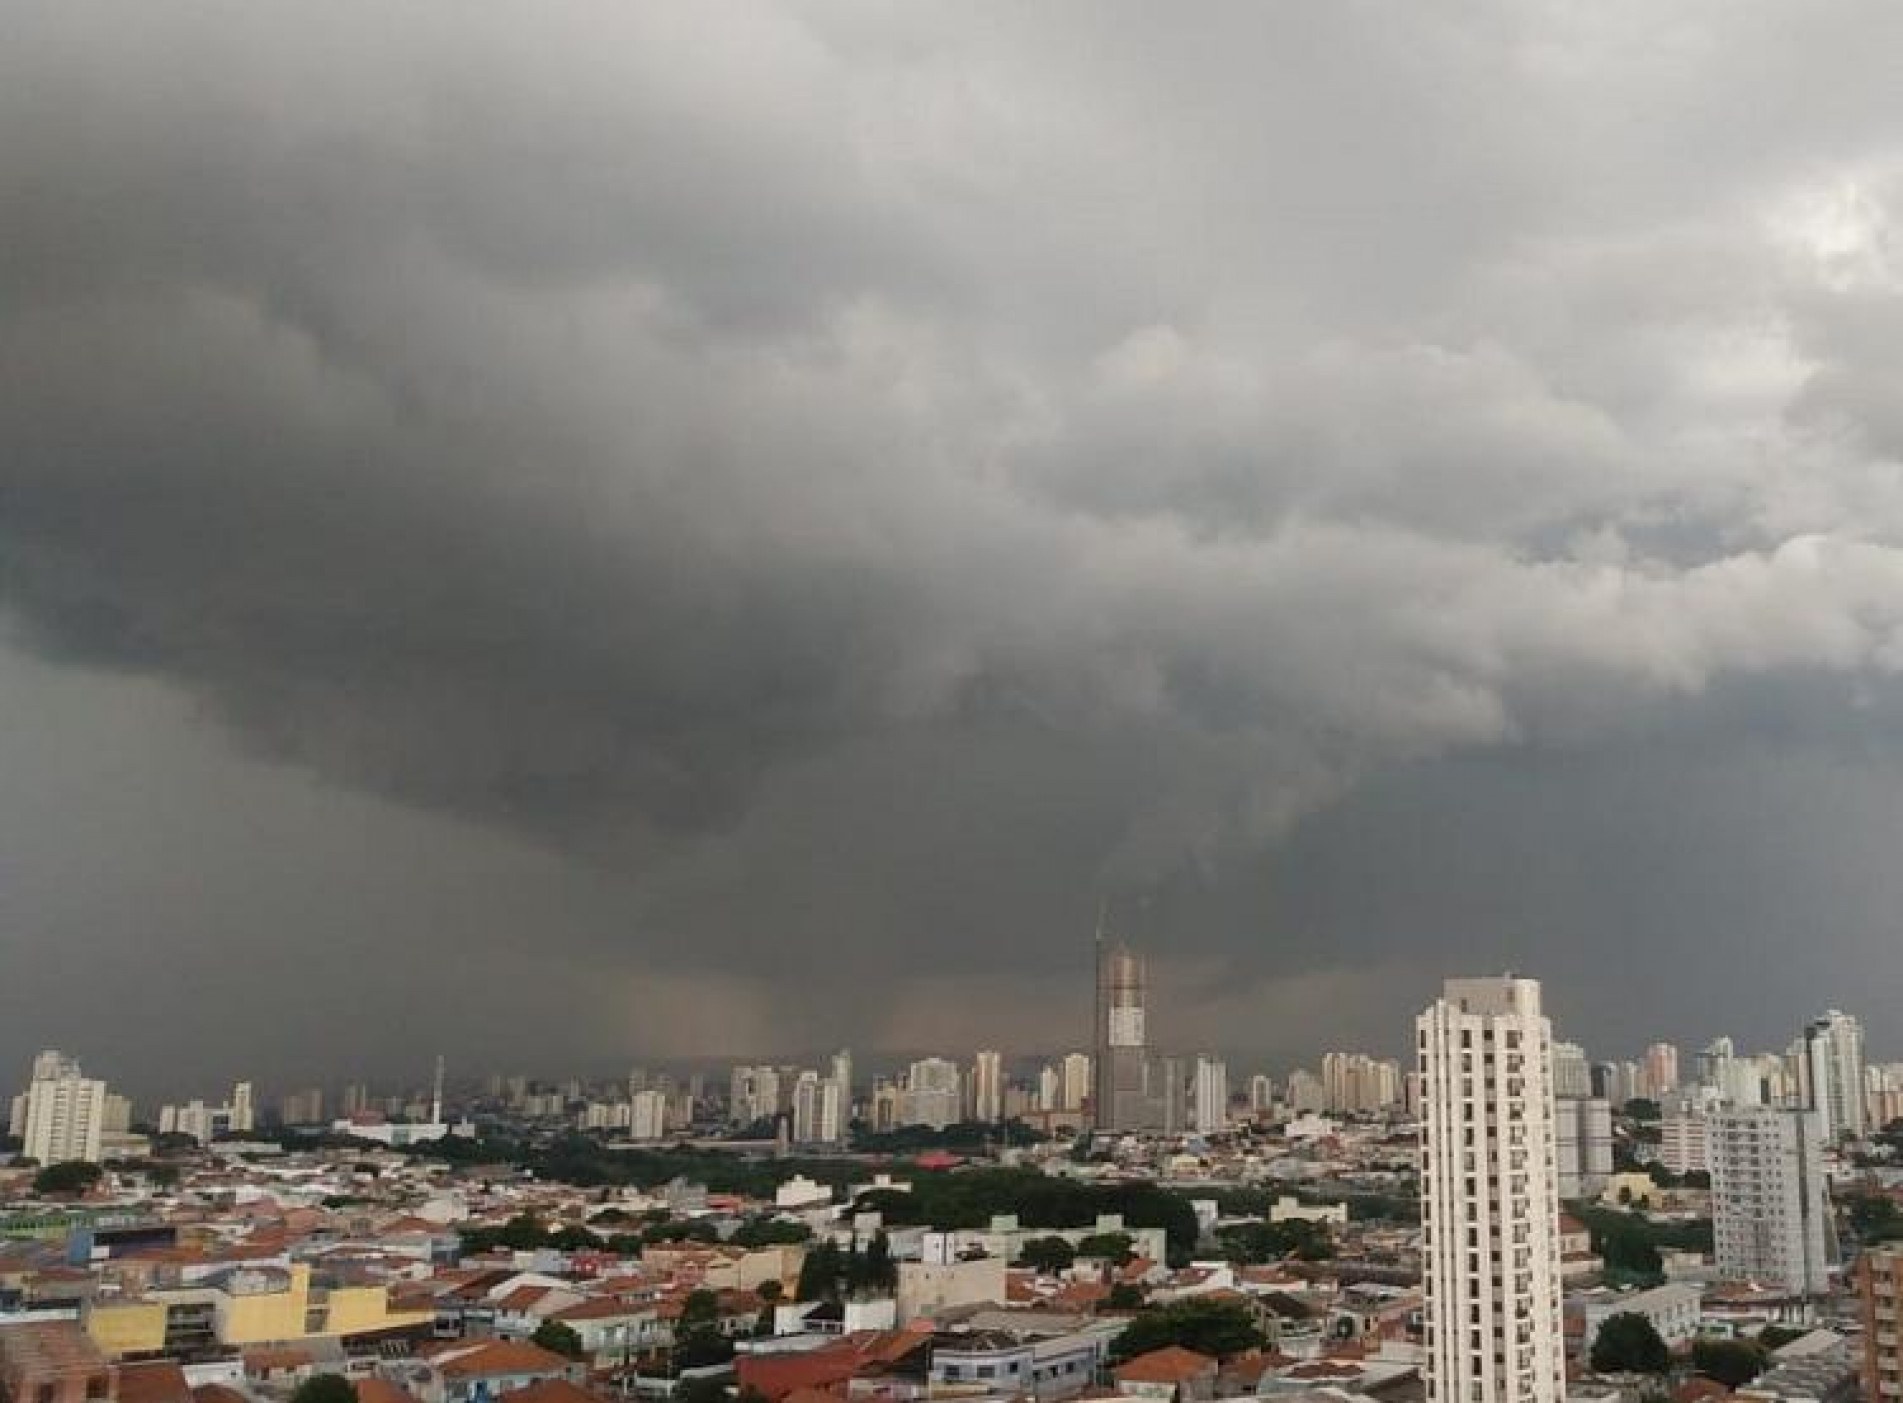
[
  {"left": 1418, "top": 977, "right": 1565, "bottom": 1403},
  {"left": 1709, "top": 1105, "right": 1831, "bottom": 1295},
  {"left": 19, "top": 1050, "right": 108, "bottom": 1165}
]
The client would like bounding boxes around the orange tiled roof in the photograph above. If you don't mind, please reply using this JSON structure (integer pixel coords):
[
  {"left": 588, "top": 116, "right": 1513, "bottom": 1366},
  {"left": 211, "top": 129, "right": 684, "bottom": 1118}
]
[{"left": 1113, "top": 1346, "right": 1217, "bottom": 1385}]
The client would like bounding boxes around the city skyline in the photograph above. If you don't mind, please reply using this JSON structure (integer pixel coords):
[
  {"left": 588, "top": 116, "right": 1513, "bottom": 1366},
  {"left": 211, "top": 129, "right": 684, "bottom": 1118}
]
[{"left": 12, "top": 7, "right": 1903, "bottom": 1084}]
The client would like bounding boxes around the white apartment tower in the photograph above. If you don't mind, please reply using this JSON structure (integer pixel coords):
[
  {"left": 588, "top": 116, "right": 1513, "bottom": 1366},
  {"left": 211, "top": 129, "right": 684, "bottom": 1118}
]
[
  {"left": 1800, "top": 1011, "right": 1866, "bottom": 1141},
  {"left": 972, "top": 1050, "right": 1004, "bottom": 1123},
  {"left": 1709, "top": 1105, "right": 1831, "bottom": 1295},
  {"left": 1418, "top": 977, "right": 1565, "bottom": 1403},
  {"left": 1192, "top": 1056, "right": 1229, "bottom": 1133},
  {"left": 19, "top": 1051, "right": 108, "bottom": 1166}
]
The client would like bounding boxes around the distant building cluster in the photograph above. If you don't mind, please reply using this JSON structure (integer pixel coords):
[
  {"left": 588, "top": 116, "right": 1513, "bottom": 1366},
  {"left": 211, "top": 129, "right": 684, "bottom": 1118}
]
[{"left": 8, "top": 953, "right": 1901, "bottom": 1403}]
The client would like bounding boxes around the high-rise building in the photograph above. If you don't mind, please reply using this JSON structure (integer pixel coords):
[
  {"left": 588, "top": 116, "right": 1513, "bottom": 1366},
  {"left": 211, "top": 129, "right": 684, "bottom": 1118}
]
[
  {"left": 1642, "top": 1042, "right": 1680, "bottom": 1100},
  {"left": 1093, "top": 933, "right": 1151, "bottom": 1132},
  {"left": 1286, "top": 1068, "right": 1326, "bottom": 1113},
  {"left": 1659, "top": 1112, "right": 1710, "bottom": 1176},
  {"left": 1417, "top": 977, "right": 1564, "bottom": 1403},
  {"left": 630, "top": 1089, "right": 669, "bottom": 1141},
  {"left": 1192, "top": 1057, "right": 1228, "bottom": 1133},
  {"left": 1552, "top": 1042, "right": 1592, "bottom": 1100},
  {"left": 279, "top": 1088, "right": 324, "bottom": 1126},
  {"left": 1321, "top": 1051, "right": 1402, "bottom": 1115},
  {"left": 1060, "top": 1053, "right": 1092, "bottom": 1112},
  {"left": 972, "top": 1050, "right": 1004, "bottom": 1123},
  {"left": 1248, "top": 1074, "right": 1276, "bottom": 1119},
  {"left": 18, "top": 1052, "right": 108, "bottom": 1166},
  {"left": 1708, "top": 1106, "right": 1830, "bottom": 1295},
  {"left": 791, "top": 1070, "right": 823, "bottom": 1143},
  {"left": 729, "top": 1065, "right": 783, "bottom": 1128},
  {"left": 1555, "top": 1097, "right": 1613, "bottom": 1199},
  {"left": 902, "top": 1058, "right": 962, "bottom": 1130},
  {"left": 1800, "top": 1010, "right": 1866, "bottom": 1141},
  {"left": 829, "top": 1050, "right": 853, "bottom": 1142}
]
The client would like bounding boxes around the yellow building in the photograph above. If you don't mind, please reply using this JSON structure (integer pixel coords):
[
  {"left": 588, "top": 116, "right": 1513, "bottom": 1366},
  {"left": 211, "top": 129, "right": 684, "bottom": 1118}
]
[{"left": 84, "top": 1264, "right": 431, "bottom": 1358}]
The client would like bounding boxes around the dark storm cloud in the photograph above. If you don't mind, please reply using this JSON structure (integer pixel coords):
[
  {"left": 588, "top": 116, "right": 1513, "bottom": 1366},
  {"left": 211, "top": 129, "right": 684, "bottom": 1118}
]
[{"left": 9, "top": 2, "right": 1903, "bottom": 1081}]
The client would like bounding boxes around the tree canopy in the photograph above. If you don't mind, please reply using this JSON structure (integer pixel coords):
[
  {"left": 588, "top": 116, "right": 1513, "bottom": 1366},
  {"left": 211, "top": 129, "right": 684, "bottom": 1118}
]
[
  {"left": 1017, "top": 1235, "right": 1077, "bottom": 1272},
  {"left": 289, "top": 1376, "right": 357, "bottom": 1403},
  {"left": 531, "top": 1320, "right": 585, "bottom": 1360},
  {"left": 1111, "top": 1298, "right": 1264, "bottom": 1362},
  {"left": 32, "top": 1160, "right": 104, "bottom": 1196},
  {"left": 1692, "top": 1337, "right": 1767, "bottom": 1388},
  {"left": 1590, "top": 1313, "right": 1670, "bottom": 1375}
]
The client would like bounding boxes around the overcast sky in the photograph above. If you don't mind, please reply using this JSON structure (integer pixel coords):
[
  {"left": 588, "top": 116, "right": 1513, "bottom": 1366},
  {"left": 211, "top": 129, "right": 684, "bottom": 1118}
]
[{"left": 8, "top": 4, "right": 1903, "bottom": 1100}]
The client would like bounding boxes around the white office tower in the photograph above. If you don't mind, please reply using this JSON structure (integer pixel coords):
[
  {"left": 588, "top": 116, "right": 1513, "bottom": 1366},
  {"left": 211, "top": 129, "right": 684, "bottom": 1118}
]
[
  {"left": 1800, "top": 1010, "right": 1866, "bottom": 1141},
  {"left": 1554, "top": 1098, "right": 1613, "bottom": 1198},
  {"left": 1418, "top": 977, "right": 1564, "bottom": 1403},
  {"left": 1709, "top": 1106, "right": 1830, "bottom": 1294},
  {"left": 1192, "top": 1057, "right": 1229, "bottom": 1133},
  {"left": 20, "top": 1051, "right": 108, "bottom": 1165},
  {"left": 972, "top": 1050, "right": 1004, "bottom": 1123}
]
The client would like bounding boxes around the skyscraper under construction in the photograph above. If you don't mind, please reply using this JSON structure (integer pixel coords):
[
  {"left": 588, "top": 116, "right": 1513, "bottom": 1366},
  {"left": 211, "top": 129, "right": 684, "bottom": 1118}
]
[{"left": 1092, "top": 923, "right": 1155, "bottom": 1132}]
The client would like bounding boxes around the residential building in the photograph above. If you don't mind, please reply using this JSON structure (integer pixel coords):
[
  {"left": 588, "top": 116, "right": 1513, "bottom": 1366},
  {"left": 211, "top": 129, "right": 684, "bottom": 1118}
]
[
  {"left": 1552, "top": 1042, "right": 1592, "bottom": 1101},
  {"left": 1555, "top": 1097, "right": 1613, "bottom": 1199},
  {"left": 972, "top": 1050, "right": 1004, "bottom": 1124},
  {"left": 1857, "top": 1247, "right": 1903, "bottom": 1402},
  {"left": 901, "top": 1059, "right": 961, "bottom": 1130},
  {"left": 1417, "top": 975, "right": 1565, "bottom": 1403},
  {"left": 1642, "top": 1043, "right": 1680, "bottom": 1101},
  {"left": 18, "top": 1051, "right": 108, "bottom": 1166},
  {"left": 1061, "top": 1053, "right": 1092, "bottom": 1113},
  {"left": 1800, "top": 1011, "right": 1866, "bottom": 1142},
  {"left": 1709, "top": 1106, "right": 1831, "bottom": 1296},
  {"left": 1659, "top": 1112, "right": 1710, "bottom": 1176},
  {"left": 1191, "top": 1057, "right": 1227, "bottom": 1134}
]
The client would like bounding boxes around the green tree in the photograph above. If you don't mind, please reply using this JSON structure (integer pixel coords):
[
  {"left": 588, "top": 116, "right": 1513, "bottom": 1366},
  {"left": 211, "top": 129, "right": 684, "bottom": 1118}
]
[
  {"left": 32, "top": 1161, "right": 104, "bottom": 1197},
  {"left": 864, "top": 1230, "right": 896, "bottom": 1294},
  {"left": 1076, "top": 1231, "right": 1137, "bottom": 1264},
  {"left": 1105, "top": 1282, "right": 1146, "bottom": 1310},
  {"left": 797, "top": 1240, "right": 843, "bottom": 1301},
  {"left": 1692, "top": 1337, "right": 1767, "bottom": 1388},
  {"left": 289, "top": 1376, "right": 357, "bottom": 1403},
  {"left": 1216, "top": 1219, "right": 1333, "bottom": 1264},
  {"left": 1623, "top": 1099, "right": 1662, "bottom": 1122},
  {"left": 1111, "top": 1298, "right": 1264, "bottom": 1361},
  {"left": 732, "top": 1217, "right": 812, "bottom": 1248},
  {"left": 1590, "top": 1313, "right": 1670, "bottom": 1375},
  {"left": 532, "top": 1320, "right": 585, "bottom": 1360},
  {"left": 1018, "top": 1236, "right": 1078, "bottom": 1273},
  {"left": 756, "top": 1278, "right": 784, "bottom": 1304}
]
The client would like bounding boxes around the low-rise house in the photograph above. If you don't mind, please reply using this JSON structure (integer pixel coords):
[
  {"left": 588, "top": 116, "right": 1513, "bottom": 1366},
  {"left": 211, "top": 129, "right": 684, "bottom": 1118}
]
[{"left": 1112, "top": 1347, "right": 1218, "bottom": 1403}]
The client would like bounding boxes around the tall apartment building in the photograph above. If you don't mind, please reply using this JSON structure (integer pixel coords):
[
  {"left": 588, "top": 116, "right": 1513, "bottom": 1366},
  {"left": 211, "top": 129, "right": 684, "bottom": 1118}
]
[
  {"left": 971, "top": 1050, "right": 1004, "bottom": 1123},
  {"left": 1800, "top": 1010, "right": 1866, "bottom": 1142},
  {"left": 1858, "top": 1248, "right": 1903, "bottom": 1401},
  {"left": 1551, "top": 1042, "right": 1592, "bottom": 1100},
  {"left": 1642, "top": 1042, "right": 1680, "bottom": 1100},
  {"left": 18, "top": 1051, "right": 108, "bottom": 1166},
  {"left": 1554, "top": 1097, "right": 1613, "bottom": 1199},
  {"left": 1322, "top": 1051, "right": 1403, "bottom": 1115},
  {"left": 1192, "top": 1057, "right": 1228, "bottom": 1133},
  {"left": 1708, "top": 1106, "right": 1830, "bottom": 1295},
  {"left": 902, "top": 1058, "right": 962, "bottom": 1130},
  {"left": 791, "top": 1071, "right": 824, "bottom": 1143},
  {"left": 1418, "top": 977, "right": 1565, "bottom": 1403},
  {"left": 1061, "top": 1053, "right": 1092, "bottom": 1112},
  {"left": 1659, "top": 1112, "right": 1711, "bottom": 1176}
]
